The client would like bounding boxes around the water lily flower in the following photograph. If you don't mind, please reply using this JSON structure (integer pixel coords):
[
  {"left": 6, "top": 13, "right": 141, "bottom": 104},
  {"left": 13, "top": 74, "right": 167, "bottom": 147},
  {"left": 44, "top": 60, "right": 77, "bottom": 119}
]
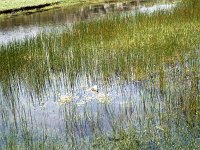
[{"left": 91, "top": 85, "right": 98, "bottom": 92}]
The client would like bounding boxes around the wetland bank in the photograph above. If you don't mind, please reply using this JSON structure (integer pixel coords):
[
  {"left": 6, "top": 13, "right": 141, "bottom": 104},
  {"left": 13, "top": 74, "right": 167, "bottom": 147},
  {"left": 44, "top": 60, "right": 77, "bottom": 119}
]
[{"left": 0, "top": 0, "right": 200, "bottom": 149}]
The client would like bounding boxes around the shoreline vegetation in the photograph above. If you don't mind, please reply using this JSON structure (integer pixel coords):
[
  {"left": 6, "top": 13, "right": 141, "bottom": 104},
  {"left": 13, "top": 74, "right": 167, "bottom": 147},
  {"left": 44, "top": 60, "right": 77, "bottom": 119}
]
[
  {"left": 0, "top": 2, "right": 60, "bottom": 14},
  {"left": 0, "top": 0, "right": 200, "bottom": 149},
  {"left": 0, "top": 0, "right": 177, "bottom": 17},
  {"left": 0, "top": 0, "right": 134, "bottom": 16}
]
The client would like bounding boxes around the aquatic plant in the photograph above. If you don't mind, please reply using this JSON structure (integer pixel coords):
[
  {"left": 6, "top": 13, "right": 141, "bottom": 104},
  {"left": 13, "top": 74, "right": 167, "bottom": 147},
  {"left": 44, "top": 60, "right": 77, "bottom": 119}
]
[{"left": 0, "top": 0, "right": 200, "bottom": 149}]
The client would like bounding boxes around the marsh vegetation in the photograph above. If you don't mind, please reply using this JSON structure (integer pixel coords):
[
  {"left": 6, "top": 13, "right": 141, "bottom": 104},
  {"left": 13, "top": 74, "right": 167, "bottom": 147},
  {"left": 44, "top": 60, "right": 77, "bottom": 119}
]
[{"left": 0, "top": 0, "right": 200, "bottom": 149}]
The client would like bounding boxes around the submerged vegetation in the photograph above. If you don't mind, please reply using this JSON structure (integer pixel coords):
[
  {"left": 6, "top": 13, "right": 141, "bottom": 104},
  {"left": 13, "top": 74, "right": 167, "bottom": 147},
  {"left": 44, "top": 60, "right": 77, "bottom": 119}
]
[{"left": 0, "top": 0, "right": 200, "bottom": 149}]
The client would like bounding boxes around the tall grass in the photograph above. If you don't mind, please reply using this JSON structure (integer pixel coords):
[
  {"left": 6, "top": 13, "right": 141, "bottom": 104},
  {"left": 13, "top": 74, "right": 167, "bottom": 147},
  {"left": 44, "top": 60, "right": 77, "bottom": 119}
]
[{"left": 0, "top": 0, "right": 200, "bottom": 149}]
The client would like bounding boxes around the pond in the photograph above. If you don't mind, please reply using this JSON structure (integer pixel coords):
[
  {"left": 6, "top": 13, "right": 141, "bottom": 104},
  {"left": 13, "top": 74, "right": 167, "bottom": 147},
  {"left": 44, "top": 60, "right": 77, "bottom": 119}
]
[
  {"left": 0, "top": 0, "right": 200, "bottom": 149},
  {"left": 0, "top": 0, "right": 175, "bottom": 45}
]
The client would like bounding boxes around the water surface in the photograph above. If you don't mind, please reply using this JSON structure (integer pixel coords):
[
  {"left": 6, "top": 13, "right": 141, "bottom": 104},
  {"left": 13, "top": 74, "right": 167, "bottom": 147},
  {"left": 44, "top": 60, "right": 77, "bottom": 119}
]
[
  {"left": 0, "top": 0, "right": 200, "bottom": 149},
  {"left": 0, "top": 0, "right": 175, "bottom": 45}
]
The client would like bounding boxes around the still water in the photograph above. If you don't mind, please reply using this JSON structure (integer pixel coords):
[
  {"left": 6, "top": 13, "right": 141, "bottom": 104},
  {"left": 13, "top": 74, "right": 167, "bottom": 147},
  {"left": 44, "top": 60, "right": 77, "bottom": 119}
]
[
  {"left": 1, "top": 0, "right": 199, "bottom": 149},
  {"left": 0, "top": 1, "right": 175, "bottom": 128},
  {"left": 0, "top": 1, "right": 175, "bottom": 45}
]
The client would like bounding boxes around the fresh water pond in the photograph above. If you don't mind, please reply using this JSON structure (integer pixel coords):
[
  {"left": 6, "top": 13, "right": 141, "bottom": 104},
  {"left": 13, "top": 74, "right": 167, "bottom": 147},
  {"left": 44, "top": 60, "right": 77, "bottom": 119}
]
[
  {"left": 0, "top": 0, "right": 175, "bottom": 45},
  {"left": 0, "top": 0, "right": 200, "bottom": 149}
]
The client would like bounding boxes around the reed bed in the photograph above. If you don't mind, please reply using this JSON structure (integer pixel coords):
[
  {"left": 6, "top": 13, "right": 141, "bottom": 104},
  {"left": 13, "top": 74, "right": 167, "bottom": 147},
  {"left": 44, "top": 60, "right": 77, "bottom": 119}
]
[{"left": 0, "top": 0, "right": 200, "bottom": 149}]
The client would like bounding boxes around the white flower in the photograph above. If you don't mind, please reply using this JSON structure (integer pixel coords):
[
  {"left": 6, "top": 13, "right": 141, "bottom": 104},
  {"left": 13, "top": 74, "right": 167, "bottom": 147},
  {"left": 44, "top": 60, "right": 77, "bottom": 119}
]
[
  {"left": 91, "top": 85, "right": 98, "bottom": 92},
  {"left": 86, "top": 85, "right": 98, "bottom": 92}
]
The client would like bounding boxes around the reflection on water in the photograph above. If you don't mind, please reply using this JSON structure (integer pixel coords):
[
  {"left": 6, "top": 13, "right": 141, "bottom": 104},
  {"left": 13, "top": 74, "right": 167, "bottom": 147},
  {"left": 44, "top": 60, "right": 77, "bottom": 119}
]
[
  {"left": 1, "top": 0, "right": 199, "bottom": 148},
  {"left": 139, "top": 3, "right": 175, "bottom": 13},
  {"left": 0, "top": 71, "right": 164, "bottom": 139},
  {"left": 0, "top": 1, "right": 175, "bottom": 45}
]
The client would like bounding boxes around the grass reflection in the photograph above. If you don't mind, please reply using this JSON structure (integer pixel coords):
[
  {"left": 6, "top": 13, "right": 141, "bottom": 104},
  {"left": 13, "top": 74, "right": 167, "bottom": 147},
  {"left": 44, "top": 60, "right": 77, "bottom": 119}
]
[{"left": 0, "top": 0, "right": 200, "bottom": 149}]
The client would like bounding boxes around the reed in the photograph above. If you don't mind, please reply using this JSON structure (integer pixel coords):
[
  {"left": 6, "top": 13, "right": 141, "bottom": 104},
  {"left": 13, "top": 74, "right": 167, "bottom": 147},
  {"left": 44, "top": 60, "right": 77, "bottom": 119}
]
[{"left": 0, "top": 0, "right": 200, "bottom": 149}]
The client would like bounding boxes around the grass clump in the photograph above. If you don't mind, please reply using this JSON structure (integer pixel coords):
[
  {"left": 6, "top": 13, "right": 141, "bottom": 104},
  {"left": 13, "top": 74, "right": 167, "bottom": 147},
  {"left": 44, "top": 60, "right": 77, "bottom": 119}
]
[{"left": 0, "top": 0, "right": 200, "bottom": 149}]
